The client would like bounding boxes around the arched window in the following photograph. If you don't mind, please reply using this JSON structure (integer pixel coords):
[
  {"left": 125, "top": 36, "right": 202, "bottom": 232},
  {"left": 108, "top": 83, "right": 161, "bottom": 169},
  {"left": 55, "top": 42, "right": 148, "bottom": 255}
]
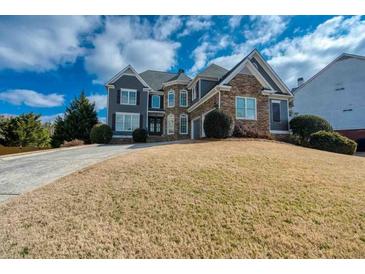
[
  {"left": 179, "top": 114, "right": 188, "bottom": 135},
  {"left": 167, "top": 114, "right": 174, "bottom": 135},
  {"left": 179, "top": 90, "right": 188, "bottom": 107},
  {"left": 167, "top": 90, "right": 175, "bottom": 108}
]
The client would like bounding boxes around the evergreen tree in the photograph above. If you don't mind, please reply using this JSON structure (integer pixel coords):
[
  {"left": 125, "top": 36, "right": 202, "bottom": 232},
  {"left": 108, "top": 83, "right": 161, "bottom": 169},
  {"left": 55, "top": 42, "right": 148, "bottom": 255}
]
[
  {"left": 2, "top": 113, "right": 50, "bottom": 147},
  {"left": 51, "top": 91, "right": 98, "bottom": 147}
]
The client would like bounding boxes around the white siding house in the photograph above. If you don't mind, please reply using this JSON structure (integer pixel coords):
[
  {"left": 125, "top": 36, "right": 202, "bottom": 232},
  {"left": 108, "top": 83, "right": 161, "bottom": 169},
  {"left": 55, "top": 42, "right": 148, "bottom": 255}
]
[{"left": 293, "top": 53, "right": 365, "bottom": 148}]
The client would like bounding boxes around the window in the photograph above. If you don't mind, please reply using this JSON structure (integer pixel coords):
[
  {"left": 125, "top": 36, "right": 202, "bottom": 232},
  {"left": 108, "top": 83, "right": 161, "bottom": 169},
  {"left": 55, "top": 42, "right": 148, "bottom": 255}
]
[
  {"left": 180, "top": 114, "right": 188, "bottom": 134},
  {"left": 236, "top": 97, "right": 257, "bottom": 120},
  {"left": 115, "top": 113, "right": 140, "bottom": 132},
  {"left": 167, "top": 114, "right": 174, "bottom": 135},
  {"left": 168, "top": 90, "right": 175, "bottom": 107},
  {"left": 192, "top": 87, "right": 197, "bottom": 100},
  {"left": 272, "top": 101, "right": 281, "bottom": 122},
  {"left": 180, "top": 90, "right": 188, "bottom": 107},
  {"left": 120, "top": 89, "right": 137, "bottom": 105},
  {"left": 151, "top": 95, "right": 160, "bottom": 109}
]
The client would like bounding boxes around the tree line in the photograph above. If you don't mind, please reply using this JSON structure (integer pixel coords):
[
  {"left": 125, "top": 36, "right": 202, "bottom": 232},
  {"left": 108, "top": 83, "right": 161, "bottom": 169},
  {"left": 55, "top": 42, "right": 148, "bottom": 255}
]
[{"left": 0, "top": 92, "right": 99, "bottom": 148}]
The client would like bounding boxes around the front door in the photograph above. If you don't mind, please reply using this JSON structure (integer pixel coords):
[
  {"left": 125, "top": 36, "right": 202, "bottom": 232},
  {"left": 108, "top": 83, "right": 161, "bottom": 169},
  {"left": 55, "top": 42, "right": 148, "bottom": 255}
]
[{"left": 149, "top": 117, "right": 163, "bottom": 135}]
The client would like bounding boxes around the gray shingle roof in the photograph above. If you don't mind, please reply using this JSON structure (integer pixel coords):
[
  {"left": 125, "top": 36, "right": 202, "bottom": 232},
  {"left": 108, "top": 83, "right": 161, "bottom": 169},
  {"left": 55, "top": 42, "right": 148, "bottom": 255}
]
[
  {"left": 139, "top": 70, "right": 191, "bottom": 91},
  {"left": 167, "top": 72, "right": 191, "bottom": 82},
  {"left": 139, "top": 70, "right": 176, "bottom": 91},
  {"left": 197, "top": 63, "right": 228, "bottom": 79}
]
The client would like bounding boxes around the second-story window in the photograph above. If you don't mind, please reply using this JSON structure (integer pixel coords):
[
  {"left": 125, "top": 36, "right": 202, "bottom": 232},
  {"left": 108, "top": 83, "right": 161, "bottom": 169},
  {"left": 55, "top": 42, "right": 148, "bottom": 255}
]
[
  {"left": 180, "top": 90, "right": 188, "bottom": 107},
  {"left": 121, "top": 89, "right": 137, "bottom": 105},
  {"left": 192, "top": 86, "right": 196, "bottom": 100},
  {"left": 151, "top": 95, "right": 160, "bottom": 109},
  {"left": 168, "top": 90, "right": 175, "bottom": 108}
]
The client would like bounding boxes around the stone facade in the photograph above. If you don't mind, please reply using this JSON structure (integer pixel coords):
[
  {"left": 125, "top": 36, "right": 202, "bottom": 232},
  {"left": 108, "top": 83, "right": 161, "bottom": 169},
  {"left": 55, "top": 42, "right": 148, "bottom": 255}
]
[
  {"left": 163, "top": 84, "right": 191, "bottom": 140},
  {"left": 220, "top": 74, "right": 270, "bottom": 137},
  {"left": 188, "top": 74, "right": 272, "bottom": 138},
  {"left": 189, "top": 92, "right": 219, "bottom": 120}
]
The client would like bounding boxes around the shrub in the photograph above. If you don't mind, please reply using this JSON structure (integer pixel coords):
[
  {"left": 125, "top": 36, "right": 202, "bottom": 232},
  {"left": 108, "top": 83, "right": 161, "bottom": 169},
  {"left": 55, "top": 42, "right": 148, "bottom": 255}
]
[
  {"left": 356, "top": 138, "right": 365, "bottom": 152},
  {"left": 232, "top": 121, "right": 259, "bottom": 138},
  {"left": 309, "top": 131, "right": 357, "bottom": 155},
  {"left": 61, "top": 139, "right": 84, "bottom": 147},
  {"left": 90, "top": 124, "right": 113, "bottom": 144},
  {"left": 203, "top": 110, "right": 232, "bottom": 138},
  {"left": 290, "top": 115, "right": 333, "bottom": 142},
  {"left": 132, "top": 128, "right": 148, "bottom": 143}
]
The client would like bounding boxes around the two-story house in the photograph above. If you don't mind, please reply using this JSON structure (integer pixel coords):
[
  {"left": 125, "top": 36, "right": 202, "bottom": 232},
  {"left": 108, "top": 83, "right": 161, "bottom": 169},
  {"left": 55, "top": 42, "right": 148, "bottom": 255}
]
[
  {"left": 293, "top": 53, "right": 365, "bottom": 151},
  {"left": 105, "top": 49, "right": 293, "bottom": 142}
]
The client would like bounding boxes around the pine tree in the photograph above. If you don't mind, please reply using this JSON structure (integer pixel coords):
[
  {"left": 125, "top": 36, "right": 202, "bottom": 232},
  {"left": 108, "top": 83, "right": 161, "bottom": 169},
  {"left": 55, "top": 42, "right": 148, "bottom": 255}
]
[
  {"left": 2, "top": 113, "right": 50, "bottom": 147},
  {"left": 51, "top": 91, "right": 98, "bottom": 147}
]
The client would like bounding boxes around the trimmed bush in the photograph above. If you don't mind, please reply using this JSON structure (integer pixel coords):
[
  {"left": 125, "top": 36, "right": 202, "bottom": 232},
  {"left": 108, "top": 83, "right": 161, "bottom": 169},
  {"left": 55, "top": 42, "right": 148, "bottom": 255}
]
[
  {"left": 290, "top": 115, "right": 333, "bottom": 142},
  {"left": 309, "top": 131, "right": 357, "bottom": 155},
  {"left": 90, "top": 123, "right": 113, "bottom": 144},
  {"left": 203, "top": 110, "right": 231, "bottom": 139},
  {"left": 133, "top": 128, "right": 148, "bottom": 143}
]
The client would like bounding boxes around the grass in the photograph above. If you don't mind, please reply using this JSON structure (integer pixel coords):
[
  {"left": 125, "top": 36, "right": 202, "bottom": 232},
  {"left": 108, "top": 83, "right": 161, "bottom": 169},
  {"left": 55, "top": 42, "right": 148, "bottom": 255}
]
[
  {"left": 0, "top": 146, "right": 48, "bottom": 156},
  {"left": 0, "top": 139, "right": 364, "bottom": 258}
]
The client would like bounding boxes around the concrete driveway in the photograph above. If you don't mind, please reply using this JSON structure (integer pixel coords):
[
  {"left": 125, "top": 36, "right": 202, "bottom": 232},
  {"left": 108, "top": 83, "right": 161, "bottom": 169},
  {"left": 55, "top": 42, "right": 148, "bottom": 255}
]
[{"left": 0, "top": 142, "right": 180, "bottom": 203}]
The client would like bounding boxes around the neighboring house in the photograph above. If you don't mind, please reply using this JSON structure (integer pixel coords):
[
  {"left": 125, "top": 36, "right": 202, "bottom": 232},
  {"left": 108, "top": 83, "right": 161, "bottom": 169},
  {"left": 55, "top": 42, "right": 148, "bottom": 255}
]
[
  {"left": 105, "top": 49, "right": 293, "bottom": 142},
  {"left": 292, "top": 53, "right": 365, "bottom": 149}
]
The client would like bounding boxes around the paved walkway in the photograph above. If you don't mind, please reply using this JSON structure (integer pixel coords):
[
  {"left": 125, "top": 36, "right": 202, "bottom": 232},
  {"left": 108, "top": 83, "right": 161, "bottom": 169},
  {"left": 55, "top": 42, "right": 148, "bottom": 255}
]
[{"left": 0, "top": 142, "right": 181, "bottom": 203}]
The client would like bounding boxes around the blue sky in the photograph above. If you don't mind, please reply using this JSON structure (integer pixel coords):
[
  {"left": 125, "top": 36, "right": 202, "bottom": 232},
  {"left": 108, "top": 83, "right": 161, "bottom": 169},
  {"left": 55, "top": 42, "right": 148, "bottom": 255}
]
[{"left": 0, "top": 15, "right": 364, "bottom": 122}]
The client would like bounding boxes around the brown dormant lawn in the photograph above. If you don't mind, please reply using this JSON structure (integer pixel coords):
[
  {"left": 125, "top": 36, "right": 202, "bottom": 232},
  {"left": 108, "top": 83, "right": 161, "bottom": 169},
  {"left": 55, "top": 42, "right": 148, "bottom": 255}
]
[{"left": 0, "top": 140, "right": 364, "bottom": 258}]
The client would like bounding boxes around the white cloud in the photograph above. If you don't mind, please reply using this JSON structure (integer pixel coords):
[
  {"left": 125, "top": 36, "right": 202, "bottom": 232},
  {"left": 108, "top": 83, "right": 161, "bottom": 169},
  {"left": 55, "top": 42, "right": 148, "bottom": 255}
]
[
  {"left": 98, "top": 116, "right": 106, "bottom": 124},
  {"left": 153, "top": 16, "right": 182, "bottom": 39},
  {"left": 189, "top": 35, "right": 232, "bottom": 75},
  {"left": 179, "top": 16, "right": 213, "bottom": 37},
  {"left": 41, "top": 113, "right": 64, "bottom": 123},
  {"left": 264, "top": 16, "right": 365, "bottom": 88},
  {"left": 0, "top": 16, "right": 100, "bottom": 72},
  {"left": 84, "top": 16, "right": 180, "bottom": 84},
  {"left": 193, "top": 16, "right": 289, "bottom": 73},
  {"left": 0, "top": 89, "right": 64, "bottom": 107},
  {"left": 229, "top": 16, "right": 243, "bottom": 29},
  {"left": 87, "top": 94, "right": 107, "bottom": 111}
]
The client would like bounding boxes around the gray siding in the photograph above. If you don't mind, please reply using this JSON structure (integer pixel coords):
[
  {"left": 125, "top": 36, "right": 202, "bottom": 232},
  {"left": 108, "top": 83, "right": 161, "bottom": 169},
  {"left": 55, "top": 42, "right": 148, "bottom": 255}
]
[
  {"left": 251, "top": 57, "right": 281, "bottom": 92},
  {"left": 270, "top": 99, "right": 289, "bottom": 131},
  {"left": 108, "top": 75, "right": 148, "bottom": 135},
  {"left": 200, "top": 79, "right": 217, "bottom": 98}
]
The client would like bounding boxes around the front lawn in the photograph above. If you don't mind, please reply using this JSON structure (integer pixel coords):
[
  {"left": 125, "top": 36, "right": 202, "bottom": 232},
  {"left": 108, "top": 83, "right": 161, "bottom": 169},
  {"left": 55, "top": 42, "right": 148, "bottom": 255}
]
[{"left": 0, "top": 140, "right": 364, "bottom": 258}]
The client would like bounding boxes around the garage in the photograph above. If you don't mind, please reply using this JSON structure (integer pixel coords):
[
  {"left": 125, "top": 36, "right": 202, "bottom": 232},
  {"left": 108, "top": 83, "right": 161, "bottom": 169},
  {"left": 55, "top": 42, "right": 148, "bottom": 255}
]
[{"left": 191, "top": 118, "right": 201, "bottom": 139}]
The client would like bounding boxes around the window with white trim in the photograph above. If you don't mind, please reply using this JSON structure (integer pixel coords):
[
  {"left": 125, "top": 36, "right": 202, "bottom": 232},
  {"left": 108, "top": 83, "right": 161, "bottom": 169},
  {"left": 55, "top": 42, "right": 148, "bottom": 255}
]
[
  {"left": 180, "top": 90, "right": 188, "bottom": 107},
  {"left": 180, "top": 114, "right": 188, "bottom": 134},
  {"left": 236, "top": 97, "right": 257, "bottom": 120},
  {"left": 167, "top": 114, "right": 174, "bottom": 134},
  {"left": 192, "top": 86, "right": 197, "bottom": 100},
  {"left": 168, "top": 90, "right": 175, "bottom": 107},
  {"left": 115, "top": 113, "right": 140, "bottom": 132},
  {"left": 151, "top": 95, "right": 160, "bottom": 109},
  {"left": 121, "top": 89, "right": 137, "bottom": 105}
]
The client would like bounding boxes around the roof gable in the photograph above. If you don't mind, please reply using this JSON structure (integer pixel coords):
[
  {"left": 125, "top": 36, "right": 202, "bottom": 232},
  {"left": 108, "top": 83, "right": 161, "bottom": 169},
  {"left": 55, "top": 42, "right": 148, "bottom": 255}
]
[
  {"left": 219, "top": 49, "right": 292, "bottom": 95},
  {"left": 105, "top": 65, "right": 150, "bottom": 88},
  {"left": 294, "top": 53, "right": 365, "bottom": 93}
]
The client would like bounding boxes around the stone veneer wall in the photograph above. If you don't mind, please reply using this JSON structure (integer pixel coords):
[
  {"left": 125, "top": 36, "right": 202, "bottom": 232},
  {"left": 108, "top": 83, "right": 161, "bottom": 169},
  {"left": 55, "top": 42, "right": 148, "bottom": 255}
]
[
  {"left": 220, "top": 73, "right": 270, "bottom": 137},
  {"left": 189, "top": 92, "right": 219, "bottom": 121},
  {"left": 189, "top": 74, "right": 271, "bottom": 138},
  {"left": 163, "top": 84, "right": 191, "bottom": 140}
]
